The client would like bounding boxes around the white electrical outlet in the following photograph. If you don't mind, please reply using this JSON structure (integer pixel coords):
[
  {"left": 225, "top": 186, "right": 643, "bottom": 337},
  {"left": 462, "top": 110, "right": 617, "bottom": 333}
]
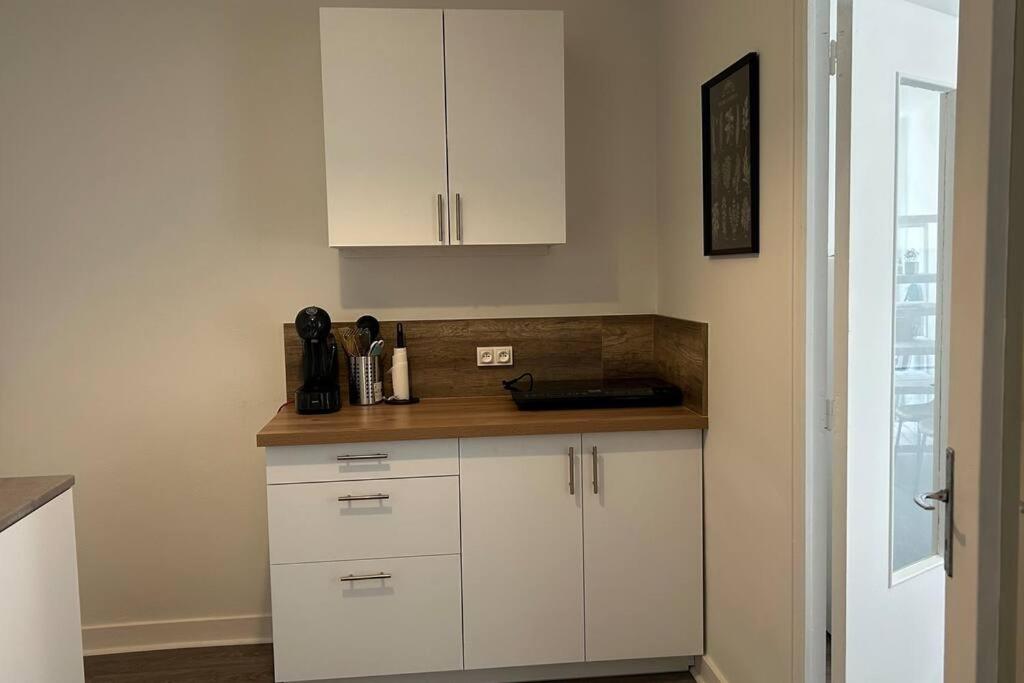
[
  {"left": 477, "top": 346, "right": 513, "bottom": 367},
  {"left": 477, "top": 347, "right": 495, "bottom": 366},
  {"left": 494, "top": 346, "right": 513, "bottom": 366}
]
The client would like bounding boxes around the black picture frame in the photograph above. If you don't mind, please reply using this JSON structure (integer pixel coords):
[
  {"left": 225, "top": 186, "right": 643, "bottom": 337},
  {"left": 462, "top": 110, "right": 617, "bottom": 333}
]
[{"left": 701, "top": 52, "right": 760, "bottom": 256}]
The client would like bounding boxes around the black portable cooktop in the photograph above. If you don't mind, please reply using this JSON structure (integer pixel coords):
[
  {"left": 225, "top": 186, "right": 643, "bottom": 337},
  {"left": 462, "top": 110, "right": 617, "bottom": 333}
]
[{"left": 509, "top": 377, "right": 683, "bottom": 411}]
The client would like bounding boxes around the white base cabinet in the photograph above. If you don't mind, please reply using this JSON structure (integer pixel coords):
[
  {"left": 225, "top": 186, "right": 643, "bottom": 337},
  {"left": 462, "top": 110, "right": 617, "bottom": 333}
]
[
  {"left": 270, "top": 555, "right": 463, "bottom": 682},
  {"left": 460, "top": 434, "right": 584, "bottom": 669},
  {"left": 0, "top": 490, "right": 84, "bottom": 683},
  {"left": 265, "top": 429, "right": 703, "bottom": 682},
  {"left": 582, "top": 431, "right": 704, "bottom": 660}
]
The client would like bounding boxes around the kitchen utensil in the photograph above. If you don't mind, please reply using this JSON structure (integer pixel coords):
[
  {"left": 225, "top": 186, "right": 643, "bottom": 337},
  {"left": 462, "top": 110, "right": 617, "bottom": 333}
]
[
  {"left": 356, "top": 328, "right": 371, "bottom": 355},
  {"left": 368, "top": 339, "right": 384, "bottom": 357},
  {"left": 339, "top": 327, "right": 360, "bottom": 358},
  {"left": 356, "top": 315, "right": 380, "bottom": 343}
]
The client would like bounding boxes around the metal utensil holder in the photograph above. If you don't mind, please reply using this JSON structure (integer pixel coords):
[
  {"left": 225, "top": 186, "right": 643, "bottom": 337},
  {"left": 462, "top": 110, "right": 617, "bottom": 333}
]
[{"left": 348, "top": 356, "right": 383, "bottom": 405}]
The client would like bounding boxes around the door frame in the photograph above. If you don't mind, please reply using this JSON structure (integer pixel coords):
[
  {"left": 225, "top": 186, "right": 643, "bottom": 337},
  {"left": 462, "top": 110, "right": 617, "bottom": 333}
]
[{"left": 800, "top": 0, "right": 1021, "bottom": 681}]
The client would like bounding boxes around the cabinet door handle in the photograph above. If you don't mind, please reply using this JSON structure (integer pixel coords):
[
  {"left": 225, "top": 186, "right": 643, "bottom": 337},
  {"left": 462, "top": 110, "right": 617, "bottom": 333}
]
[
  {"left": 455, "top": 193, "right": 463, "bottom": 243},
  {"left": 568, "top": 446, "right": 575, "bottom": 495},
  {"left": 340, "top": 572, "right": 391, "bottom": 582},
  {"left": 336, "top": 453, "right": 388, "bottom": 461},
  {"left": 337, "top": 493, "right": 390, "bottom": 502},
  {"left": 437, "top": 194, "right": 444, "bottom": 243},
  {"left": 592, "top": 446, "right": 599, "bottom": 494}
]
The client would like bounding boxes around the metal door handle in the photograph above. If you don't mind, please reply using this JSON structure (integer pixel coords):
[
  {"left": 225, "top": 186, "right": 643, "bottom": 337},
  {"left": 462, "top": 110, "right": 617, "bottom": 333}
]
[
  {"left": 913, "top": 489, "right": 948, "bottom": 511},
  {"left": 437, "top": 194, "right": 444, "bottom": 243},
  {"left": 340, "top": 572, "right": 391, "bottom": 582},
  {"left": 592, "top": 446, "right": 599, "bottom": 494},
  {"left": 337, "top": 453, "right": 388, "bottom": 461},
  {"left": 455, "top": 193, "right": 463, "bottom": 243},
  {"left": 338, "top": 493, "right": 390, "bottom": 502},
  {"left": 568, "top": 446, "right": 575, "bottom": 495},
  {"left": 915, "top": 447, "right": 956, "bottom": 578}
]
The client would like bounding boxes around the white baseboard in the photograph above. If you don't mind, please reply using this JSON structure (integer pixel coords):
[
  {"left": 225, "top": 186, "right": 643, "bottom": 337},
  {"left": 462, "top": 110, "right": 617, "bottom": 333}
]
[
  {"left": 692, "top": 655, "right": 729, "bottom": 683},
  {"left": 82, "top": 614, "right": 272, "bottom": 656}
]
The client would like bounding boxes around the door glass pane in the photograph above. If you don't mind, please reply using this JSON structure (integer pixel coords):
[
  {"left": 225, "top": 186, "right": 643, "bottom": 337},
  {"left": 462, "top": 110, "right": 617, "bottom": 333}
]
[{"left": 890, "top": 81, "right": 953, "bottom": 575}]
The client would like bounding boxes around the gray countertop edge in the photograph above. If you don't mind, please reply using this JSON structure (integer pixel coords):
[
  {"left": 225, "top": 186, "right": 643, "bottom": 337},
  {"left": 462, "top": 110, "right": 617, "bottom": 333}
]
[{"left": 0, "top": 475, "right": 76, "bottom": 534}]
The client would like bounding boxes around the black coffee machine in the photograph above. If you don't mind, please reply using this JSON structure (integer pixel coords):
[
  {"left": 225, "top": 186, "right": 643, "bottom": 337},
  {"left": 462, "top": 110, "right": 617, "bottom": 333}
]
[{"left": 295, "top": 306, "right": 341, "bottom": 414}]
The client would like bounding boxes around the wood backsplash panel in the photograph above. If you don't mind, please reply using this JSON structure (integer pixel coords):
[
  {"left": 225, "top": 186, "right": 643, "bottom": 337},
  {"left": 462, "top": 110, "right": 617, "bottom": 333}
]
[
  {"left": 653, "top": 316, "right": 708, "bottom": 415},
  {"left": 600, "top": 315, "right": 657, "bottom": 379},
  {"left": 283, "top": 314, "right": 707, "bottom": 414}
]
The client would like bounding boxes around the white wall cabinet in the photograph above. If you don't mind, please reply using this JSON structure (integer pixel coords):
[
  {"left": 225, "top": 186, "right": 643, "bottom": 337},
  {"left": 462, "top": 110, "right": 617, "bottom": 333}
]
[
  {"left": 582, "top": 430, "right": 704, "bottom": 661},
  {"left": 459, "top": 434, "right": 584, "bottom": 669},
  {"left": 319, "top": 9, "right": 449, "bottom": 247},
  {"left": 319, "top": 8, "right": 565, "bottom": 248},
  {"left": 444, "top": 10, "right": 566, "bottom": 245}
]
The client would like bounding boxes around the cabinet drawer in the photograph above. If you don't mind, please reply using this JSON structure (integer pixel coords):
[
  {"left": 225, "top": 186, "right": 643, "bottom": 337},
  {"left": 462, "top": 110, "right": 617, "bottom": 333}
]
[
  {"left": 267, "top": 476, "right": 460, "bottom": 565},
  {"left": 270, "top": 555, "right": 463, "bottom": 681},
  {"left": 265, "top": 439, "right": 458, "bottom": 484}
]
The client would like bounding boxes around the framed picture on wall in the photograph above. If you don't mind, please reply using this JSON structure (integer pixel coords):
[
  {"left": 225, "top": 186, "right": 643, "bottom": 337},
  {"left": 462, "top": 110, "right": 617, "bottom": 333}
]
[{"left": 701, "top": 52, "right": 760, "bottom": 256}]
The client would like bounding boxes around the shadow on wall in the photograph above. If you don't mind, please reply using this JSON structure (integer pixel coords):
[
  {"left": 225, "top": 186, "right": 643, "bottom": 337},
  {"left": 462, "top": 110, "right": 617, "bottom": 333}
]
[{"left": 336, "top": 242, "right": 619, "bottom": 309}]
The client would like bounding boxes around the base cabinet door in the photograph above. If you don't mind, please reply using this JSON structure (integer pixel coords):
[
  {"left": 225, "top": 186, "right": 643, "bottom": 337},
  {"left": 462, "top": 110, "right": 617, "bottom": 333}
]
[
  {"left": 270, "top": 555, "right": 463, "bottom": 681},
  {"left": 459, "top": 434, "right": 584, "bottom": 669},
  {"left": 582, "top": 430, "right": 704, "bottom": 660}
]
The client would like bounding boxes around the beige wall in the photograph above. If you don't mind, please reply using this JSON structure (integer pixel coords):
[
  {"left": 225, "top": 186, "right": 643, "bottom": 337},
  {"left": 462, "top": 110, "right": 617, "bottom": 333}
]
[
  {"left": 656, "top": 1, "right": 800, "bottom": 681},
  {"left": 0, "top": 0, "right": 660, "bottom": 648}
]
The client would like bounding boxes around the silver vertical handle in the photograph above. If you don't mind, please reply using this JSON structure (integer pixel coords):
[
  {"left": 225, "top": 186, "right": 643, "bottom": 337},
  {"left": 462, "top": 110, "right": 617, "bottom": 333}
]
[
  {"left": 592, "top": 446, "right": 599, "bottom": 494},
  {"left": 455, "top": 193, "right": 463, "bottom": 243},
  {"left": 567, "top": 446, "right": 575, "bottom": 495},
  {"left": 437, "top": 194, "right": 444, "bottom": 243}
]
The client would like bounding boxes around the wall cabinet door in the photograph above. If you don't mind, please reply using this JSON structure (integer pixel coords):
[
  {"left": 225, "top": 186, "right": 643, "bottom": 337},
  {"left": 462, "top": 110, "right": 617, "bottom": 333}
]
[
  {"left": 582, "top": 430, "right": 704, "bottom": 661},
  {"left": 320, "top": 8, "right": 449, "bottom": 247},
  {"left": 459, "top": 434, "right": 583, "bottom": 669},
  {"left": 444, "top": 10, "right": 566, "bottom": 245}
]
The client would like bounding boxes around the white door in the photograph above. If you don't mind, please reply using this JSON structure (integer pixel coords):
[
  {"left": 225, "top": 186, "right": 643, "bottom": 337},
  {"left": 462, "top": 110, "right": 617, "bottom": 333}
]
[
  {"left": 459, "top": 434, "right": 584, "bottom": 669},
  {"left": 319, "top": 8, "right": 449, "bottom": 247},
  {"left": 832, "top": 1, "right": 959, "bottom": 681},
  {"left": 942, "top": 0, "right": 1018, "bottom": 678},
  {"left": 443, "top": 10, "right": 566, "bottom": 245},
  {"left": 581, "top": 431, "right": 703, "bottom": 661}
]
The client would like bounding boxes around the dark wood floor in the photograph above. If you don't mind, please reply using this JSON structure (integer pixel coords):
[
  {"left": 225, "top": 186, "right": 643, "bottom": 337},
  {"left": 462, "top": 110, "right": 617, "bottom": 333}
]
[{"left": 84, "top": 645, "right": 695, "bottom": 683}]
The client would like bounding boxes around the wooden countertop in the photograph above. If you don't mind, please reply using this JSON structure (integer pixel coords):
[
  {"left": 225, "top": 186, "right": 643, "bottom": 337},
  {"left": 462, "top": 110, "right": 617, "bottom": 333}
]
[
  {"left": 0, "top": 475, "right": 75, "bottom": 533},
  {"left": 257, "top": 396, "right": 708, "bottom": 447}
]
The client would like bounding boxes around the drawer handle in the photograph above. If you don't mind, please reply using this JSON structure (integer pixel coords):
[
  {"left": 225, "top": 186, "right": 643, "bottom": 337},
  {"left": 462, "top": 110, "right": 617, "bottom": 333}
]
[
  {"left": 340, "top": 572, "right": 391, "bottom": 582},
  {"left": 336, "top": 453, "right": 389, "bottom": 461},
  {"left": 592, "top": 445, "right": 599, "bottom": 494},
  {"left": 568, "top": 446, "right": 575, "bottom": 495},
  {"left": 337, "top": 493, "right": 390, "bottom": 502}
]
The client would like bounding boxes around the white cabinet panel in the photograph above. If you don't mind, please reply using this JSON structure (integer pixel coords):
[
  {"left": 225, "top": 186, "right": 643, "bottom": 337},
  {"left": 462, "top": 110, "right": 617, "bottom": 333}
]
[
  {"left": 270, "top": 555, "right": 463, "bottom": 681},
  {"left": 581, "top": 430, "right": 704, "bottom": 660},
  {"left": 459, "top": 434, "right": 583, "bottom": 669},
  {"left": 444, "top": 10, "right": 566, "bottom": 245},
  {"left": 267, "top": 476, "right": 460, "bottom": 564},
  {"left": 265, "top": 439, "right": 458, "bottom": 484},
  {"left": 320, "top": 8, "right": 449, "bottom": 247},
  {"left": 0, "top": 490, "right": 84, "bottom": 683}
]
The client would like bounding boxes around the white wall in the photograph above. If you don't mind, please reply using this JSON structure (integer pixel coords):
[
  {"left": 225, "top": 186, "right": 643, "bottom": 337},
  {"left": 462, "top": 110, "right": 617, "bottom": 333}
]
[
  {"left": 655, "top": 1, "right": 801, "bottom": 681},
  {"left": 0, "top": 0, "right": 660, "bottom": 650}
]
